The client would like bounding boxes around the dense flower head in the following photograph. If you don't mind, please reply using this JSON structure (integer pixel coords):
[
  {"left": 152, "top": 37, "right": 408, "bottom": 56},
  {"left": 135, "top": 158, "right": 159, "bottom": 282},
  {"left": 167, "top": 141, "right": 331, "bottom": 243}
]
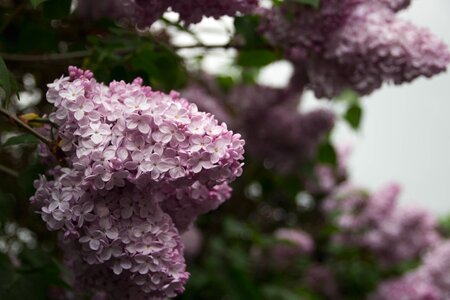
[
  {"left": 324, "top": 183, "right": 440, "bottom": 266},
  {"left": 371, "top": 241, "right": 450, "bottom": 300},
  {"left": 304, "top": 264, "right": 341, "bottom": 300},
  {"left": 371, "top": 272, "right": 442, "bottom": 300},
  {"left": 260, "top": 0, "right": 450, "bottom": 98},
  {"left": 304, "top": 145, "right": 351, "bottom": 196},
  {"left": 76, "top": 0, "right": 259, "bottom": 26},
  {"left": 31, "top": 67, "right": 245, "bottom": 299},
  {"left": 421, "top": 241, "right": 450, "bottom": 293},
  {"left": 180, "top": 226, "right": 203, "bottom": 258},
  {"left": 183, "top": 81, "right": 335, "bottom": 174},
  {"left": 270, "top": 228, "right": 314, "bottom": 266}
]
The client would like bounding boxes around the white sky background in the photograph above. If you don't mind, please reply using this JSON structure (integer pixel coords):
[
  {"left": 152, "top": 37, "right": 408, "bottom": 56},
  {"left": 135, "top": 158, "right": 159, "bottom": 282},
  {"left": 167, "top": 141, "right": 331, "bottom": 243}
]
[{"left": 170, "top": 0, "right": 450, "bottom": 214}]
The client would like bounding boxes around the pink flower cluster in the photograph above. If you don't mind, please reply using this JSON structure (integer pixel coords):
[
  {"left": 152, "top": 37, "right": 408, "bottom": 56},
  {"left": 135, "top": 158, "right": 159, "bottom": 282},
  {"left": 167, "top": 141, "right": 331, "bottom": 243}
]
[
  {"left": 304, "top": 264, "right": 340, "bottom": 300},
  {"left": 304, "top": 145, "right": 351, "bottom": 196},
  {"left": 270, "top": 228, "right": 314, "bottom": 267},
  {"left": 31, "top": 67, "right": 245, "bottom": 299},
  {"left": 260, "top": 0, "right": 450, "bottom": 98},
  {"left": 324, "top": 183, "right": 440, "bottom": 266},
  {"left": 76, "top": 0, "right": 259, "bottom": 26},
  {"left": 371, "top": 241, "right": 450, "bottom": 300}
]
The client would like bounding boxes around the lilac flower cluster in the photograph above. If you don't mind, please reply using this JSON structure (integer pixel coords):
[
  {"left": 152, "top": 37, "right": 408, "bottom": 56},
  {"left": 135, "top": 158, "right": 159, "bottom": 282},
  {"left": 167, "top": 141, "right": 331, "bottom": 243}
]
[
  {"left": 304, "top": 264, "right": 340, "bottom": 300},
  {"left": 371, "top": 272, "right": 442, "bottom": 300},
  {"left": 180, "top": 226, "right": 203, "bottom": 258},
  {"left": 371, "top": 241, "right": 450, "bottom": 300},
  {"left": 31, "top": 67, "right": 245, "bottom": 299},
  {"left": 260, "top": 0, "right": 450, "bottom": 98},
  {"left": 183, "top": 82, "right": 335, "bottom": 174},
  {"left": 76, "top": 0, "right": 258, "bottom": 27},
  {"left": 324, "top": 183, "right": 440, "bottom": 266},
  {"left": 304, "top": 145, "right": 350, "bottom": 196},
  {"left": 270, "top": 228, "right": 314, "bottom": 267}
]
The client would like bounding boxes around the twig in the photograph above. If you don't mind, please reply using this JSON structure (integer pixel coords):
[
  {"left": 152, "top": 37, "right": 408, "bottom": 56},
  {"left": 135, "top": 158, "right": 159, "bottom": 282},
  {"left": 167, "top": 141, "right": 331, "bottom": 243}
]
[
  {"left": 0, "top": 107, "right": 52, "bottom": 146},
  {"left": 0, "top": 3, "right": 26, "bottom": 32},
  {"left": 173, "top": 43, "right": 236, "bottom": 50},
  {"left": 0, "top": 164, "right": 18, "bottom": 177},
  {"left": 28, "top": 118, "right": 59, "bottom": 128},
  {"left": 160, "top": 17, "right": 203, "bottom": 44},
  {"left": 0, "top": 50, "right": 92, "bottom": 62},
  {"left": 0, "top": 42, "right": 238, "bottom": 63}
]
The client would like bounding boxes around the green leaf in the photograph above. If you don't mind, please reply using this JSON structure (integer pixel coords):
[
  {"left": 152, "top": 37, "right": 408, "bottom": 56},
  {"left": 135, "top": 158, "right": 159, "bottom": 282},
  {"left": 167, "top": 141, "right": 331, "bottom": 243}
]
[
  {"left": 131, "top": 45, "right": 187, "bottom": 91},
  {"left": 237, "top": 50, "right": 279, "bottom": 68},
  {"left": 262, "top": 286, "right": 302, "bottom": 300},
  {"left": 234, "top": 16, "right": 267, "bottom": 49},
  {"left": 18, "top": 160, "right": 46, "bottom": 198},
  {"left": 317, "top": 142, "right": 337, "bottom": 166},
  {"left": 3, "top": 134, "right": 39, "bottom": 147},
  {"left": 344, "top": 104, "right": 363, "bottom": 130},
  {"left": 0, "top": 190, "right": 15, "bottom": 221},
  {"left": 289, "top": 0, "right": 320, "bottom": 8},
  {"left": 0, "top": 248, "right": 69, "bottom": 300},
  {"left": 0, "top": 253, "right": 18, "bottom": 289},
  {"left": 0, "top": 57, "right": 18, "bottom": 109},
  {"left": 337, "top": 89, "right": 359, "bottom": 104},
  {"left": 29, "top": 0, "right": 48, "bottom": 7},
  {"left": 216, "top": 75, "right": 234, "bottom": 93},
  {"left": 42, "top": 0, "right": 72, "bottom": 19}
]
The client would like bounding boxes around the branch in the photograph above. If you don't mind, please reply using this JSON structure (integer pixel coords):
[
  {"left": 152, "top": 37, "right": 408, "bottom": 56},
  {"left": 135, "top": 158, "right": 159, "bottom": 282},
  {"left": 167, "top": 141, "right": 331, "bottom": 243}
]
[
  {"left": 0, "top": 42, "right": 239, "bottom": 63},
  {"left": 0, "top": 107, "right": 52, "bottom": 146},
  {"left": 173, "top": 43, "right": 237, "bottom": 50},
  {"left": 0, "top": 164, "right": 18, "bottom": 177},
  {"left": 0, "top": 50, "right": 92, "bottom": 62},
  {"left": 160, "top": 17, "right": 203, "bottom": 44}
]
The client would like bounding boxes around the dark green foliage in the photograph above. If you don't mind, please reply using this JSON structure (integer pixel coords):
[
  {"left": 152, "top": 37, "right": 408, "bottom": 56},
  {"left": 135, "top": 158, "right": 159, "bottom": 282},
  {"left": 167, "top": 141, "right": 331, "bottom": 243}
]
[
  {"left": 0, "top": 57, "right": 19, "bottom": 109},
  {"left": 345, "top": 103, "right": 363, "bottom": 130},
  {"left": 2, "top": 134, "right": 39, "bottom": 147}
]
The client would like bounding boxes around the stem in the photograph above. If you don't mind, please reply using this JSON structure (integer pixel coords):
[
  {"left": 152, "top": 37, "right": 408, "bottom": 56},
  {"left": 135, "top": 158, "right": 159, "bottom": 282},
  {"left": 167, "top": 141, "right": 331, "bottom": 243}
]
[
  {"left": 0, "top": 107, "right": 52, "bottom": 146},
  {"left": 0, "top": 43, "right": 239, "bottom": 63},
  {"left": 0, "top": 50, "right": 92, "bottom": 62},
  {"left": 160, "top": 17, "right": 203, "bottom": 44},
  {"left": 0, "top": 3, "right": 26, "bottom": 32},
  {"left": 0, "top": 164, "right": 18, "bottom": 177},
  {"left": 174, "top": 43, "right": 236, "bottom": 50},
  {"left": 29, "top": 118, "right": 59, "bottom": 128}
]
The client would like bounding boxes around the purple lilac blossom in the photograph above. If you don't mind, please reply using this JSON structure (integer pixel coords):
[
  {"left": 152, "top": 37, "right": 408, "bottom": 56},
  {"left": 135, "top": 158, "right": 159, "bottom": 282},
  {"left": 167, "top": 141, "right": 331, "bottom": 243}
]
[
  {"left": 181, "top": 82, "right": 232, "bottom": 125},
  {"left": 324, "top": 183, "right": 440, "bottom": 266},
  {"left": 421, "top": 241, "right": 450, "bottom": 293},
  {"left": 304, "top": 145, "right": 351, "bottom": 196},
  {"left": 371, "top": 272, "right": 442, "bottom": 300},
  {"left": 31, "top": 67, "right": 245, "bottom": 299},
  {"left": 76, "top": 0, "right": 259, "bottom": 27},
  {"left": 270, "top": 228, "right": 314, "bottom": 267},
  {"left": 180, "top": 226, "right": 203, "bottom": 258},
  {"left": 260, "top": 0, "right": 450, "bottom": 98},
  {"left": 304, "top": 264, "right": 341, "bottom": 300},
  {"left": 371, "top": 241, "right": 450, "bottom": 300}
]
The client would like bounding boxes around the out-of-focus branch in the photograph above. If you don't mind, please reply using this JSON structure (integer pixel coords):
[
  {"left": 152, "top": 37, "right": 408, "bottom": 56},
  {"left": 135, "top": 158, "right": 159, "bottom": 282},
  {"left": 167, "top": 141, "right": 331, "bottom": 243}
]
[
  {"left": 0, "top": 42, "right": 245, "bottom": 63},
  {"left": 0, "top": 164, "right": 18, "bottom": 177},
  {"left": 160, "top": 16, "right": 203, "bottom": 44},
  {"left": 0, "top": 107, "right": 52, "bottom": 146},
  {"left": 0, "top": 50, "right": 92, "bottom": 62}
]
